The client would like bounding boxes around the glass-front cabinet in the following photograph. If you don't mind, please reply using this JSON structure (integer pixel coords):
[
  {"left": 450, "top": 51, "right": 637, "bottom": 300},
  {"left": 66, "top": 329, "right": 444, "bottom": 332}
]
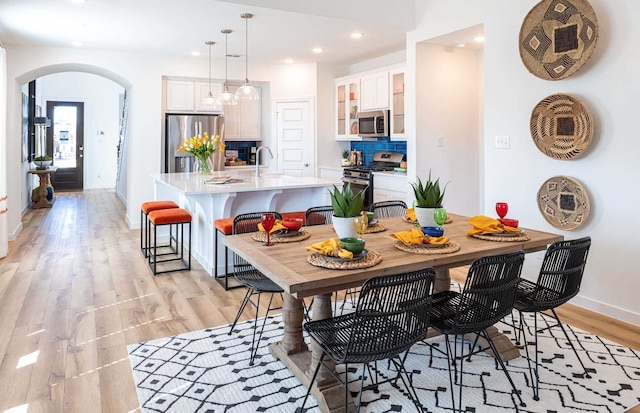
[
  {"left": 390, "top": 68, "right": 406, "bottom": 140},
  {"left": 335, "top": 77, "right": 360, "bottom": 141}
]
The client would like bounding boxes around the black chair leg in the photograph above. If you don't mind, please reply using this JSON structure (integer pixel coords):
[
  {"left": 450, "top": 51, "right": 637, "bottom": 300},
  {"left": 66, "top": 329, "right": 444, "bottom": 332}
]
[
  {"left": 230, "top": 288, "right": 253, "bottom": 333},
  {"left": 551, "top": 309, "right": 591, "bottom": 379},
  {"left": 481, "top": 329, "right": 525, "bottom": 408},
  {"left": 520, "top": 311, "right": 540, "bottom": 400}
]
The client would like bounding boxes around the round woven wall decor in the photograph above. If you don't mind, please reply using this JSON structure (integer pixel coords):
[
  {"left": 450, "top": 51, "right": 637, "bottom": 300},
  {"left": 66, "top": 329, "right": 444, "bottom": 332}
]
[
  {"left": 519, "top": 0, "right": 598, "bottom": 80},
  {"left": 530, "top": 93, "right": 594, "bottom": 160},
  {"left": 537, "top": 175, "right": 590, "bottom": 230}
]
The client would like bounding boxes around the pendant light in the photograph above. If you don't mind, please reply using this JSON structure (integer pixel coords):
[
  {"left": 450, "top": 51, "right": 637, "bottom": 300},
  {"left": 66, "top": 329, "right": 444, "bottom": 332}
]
[
  {"left": 235, "top": 13, "right": 260, "bottom": 100},
  {"left": 216, "top": 29, "right": 237, "bottom": 106},
  {"left": 202, "top": 40, "right": 216, "bottom": 105}
]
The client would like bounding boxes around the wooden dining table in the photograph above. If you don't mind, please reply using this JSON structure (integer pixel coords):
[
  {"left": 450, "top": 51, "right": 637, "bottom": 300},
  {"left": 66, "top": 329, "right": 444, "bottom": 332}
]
[{"left": 222, "top": 213, "right": 563, "bottom": 412}]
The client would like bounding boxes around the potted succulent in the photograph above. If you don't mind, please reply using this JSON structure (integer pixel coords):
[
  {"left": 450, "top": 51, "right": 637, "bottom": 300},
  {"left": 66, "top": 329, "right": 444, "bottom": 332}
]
[
  {"left": 411, "top": 170, "right": 449, "bottom": 227},
  {"left": 341, "top": 149, "right": 351, "bottom": 167},
  {"left": 34, "top": 155, "right": 52, "bottom": 170},
  {"left": 328, "top": 183, "right": 365, "bottom": 239}
]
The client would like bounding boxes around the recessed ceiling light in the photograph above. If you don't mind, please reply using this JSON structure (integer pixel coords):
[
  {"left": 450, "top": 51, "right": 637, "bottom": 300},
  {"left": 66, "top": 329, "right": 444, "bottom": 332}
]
[
  {"left": 474, "top": 36, "right": 485, "bottom": 42},
  {"left": 455, "top": 42, "right": 466, "bottom": 48},
  {"left": 285, "top": 58, "right": 294, "bottom": 64},
  {"left": 350, "top": 32, "right": 364, "bottom": 39},
  {"left": 71, "top": 40, "right": 85, "bottom": 47},
  {"left": 191, "top": 51, "right": 201, "bottom": 57},
  {"left": 312, "top": 47, "right": 324, "bottom": 54}
]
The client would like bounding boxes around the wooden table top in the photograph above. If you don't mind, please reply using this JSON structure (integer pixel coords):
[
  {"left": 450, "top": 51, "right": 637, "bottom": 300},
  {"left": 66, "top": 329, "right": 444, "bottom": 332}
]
[{"left": 222, "top": 213, "right": 563, "bottom": 298}]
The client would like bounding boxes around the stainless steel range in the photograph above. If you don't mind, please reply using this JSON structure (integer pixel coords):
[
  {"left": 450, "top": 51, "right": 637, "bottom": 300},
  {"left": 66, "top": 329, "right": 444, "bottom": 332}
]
[{"left": 342, "top": 151, "right": 405, "bottom": 209}]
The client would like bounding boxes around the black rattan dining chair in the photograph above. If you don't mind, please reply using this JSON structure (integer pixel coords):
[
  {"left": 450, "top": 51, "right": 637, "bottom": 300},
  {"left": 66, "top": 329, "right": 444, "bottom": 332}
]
[
  {"left": 228, "top": 211, "right": 284, "bottom": 365},
  {"left": 513, "top": 236, "right": 592, "bottom": 401},
  {"left": 300, "top": 268, "right": 435, "bottom": 412},
  {"left": 305, "top": 205, "right": 334, "bottom": 226},
  {"left": 369, "top": 200, "right": 407, "bottom": 219},
  {"left": 429, "top": 250, "right": 526, "bottom": 413}
]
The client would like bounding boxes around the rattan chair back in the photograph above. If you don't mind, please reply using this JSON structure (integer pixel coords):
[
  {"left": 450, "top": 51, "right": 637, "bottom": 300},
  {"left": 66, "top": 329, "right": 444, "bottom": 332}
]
[
  {"left": 525, "top": 237, "right": 591, "bottom": 311},
  {"left": 345, "top": 268, "right": 435, "bottom": 363},
  {"left": 232, "top": 212, "right": 282, "bottom": 281},
  {"left": 305, "top": 206, "right": 334, "bottom": 226},
  {"left": 369, "top": 200, "right": 408, "bottom": 219},
  {"left": 450, "top": 251, "right": 525, "bottom": 335}
]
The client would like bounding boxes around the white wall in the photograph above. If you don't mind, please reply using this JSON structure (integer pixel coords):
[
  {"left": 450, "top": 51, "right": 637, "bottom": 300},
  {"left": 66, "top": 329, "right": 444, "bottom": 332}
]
[
  {"left": 410, "top": 0, "right": 640, "bottom": 325},
  {"left": 38, "top": 72, "right": 122, "bottom": 190},
  {"left": 415, "top": 43, "right": 481, "bottom": 217}
]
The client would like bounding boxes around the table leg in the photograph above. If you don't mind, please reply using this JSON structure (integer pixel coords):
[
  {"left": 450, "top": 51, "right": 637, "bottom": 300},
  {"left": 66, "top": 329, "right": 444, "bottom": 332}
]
[
  {"left": 434, "top": 268, "right": 451, "bottom": 293},
  {"left": 269, "top": 293, "right": 355, "bottom": 412}
]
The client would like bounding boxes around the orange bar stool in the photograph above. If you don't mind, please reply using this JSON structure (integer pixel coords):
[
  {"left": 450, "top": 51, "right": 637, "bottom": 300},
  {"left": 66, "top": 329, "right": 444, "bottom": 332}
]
[
  {"left": 147, "top": 208, "right": 191, "bottom": 275},
  {"left": 214, "top": 217, "right": 239, "bottom": 290},
  {"left": 140, "top": 200, "right": 179, "bottom": 257}
]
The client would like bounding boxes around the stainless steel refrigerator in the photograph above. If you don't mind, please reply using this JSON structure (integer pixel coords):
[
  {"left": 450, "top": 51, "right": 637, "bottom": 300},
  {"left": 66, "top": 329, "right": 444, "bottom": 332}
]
[{"left": 165, "top": 114, "right": 225, "bottom": 173}]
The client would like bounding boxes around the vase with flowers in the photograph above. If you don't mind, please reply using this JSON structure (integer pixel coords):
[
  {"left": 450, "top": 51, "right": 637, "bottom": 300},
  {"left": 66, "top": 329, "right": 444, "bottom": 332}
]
[{"left": 177, "top": 132, "right": 225, "bottom": 174}]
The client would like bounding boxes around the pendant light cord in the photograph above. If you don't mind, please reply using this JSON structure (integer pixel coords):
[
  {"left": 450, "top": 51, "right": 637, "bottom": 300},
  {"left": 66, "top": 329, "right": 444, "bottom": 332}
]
[{"left": 244, "top": 15, "right": 249, "bottom": 83}]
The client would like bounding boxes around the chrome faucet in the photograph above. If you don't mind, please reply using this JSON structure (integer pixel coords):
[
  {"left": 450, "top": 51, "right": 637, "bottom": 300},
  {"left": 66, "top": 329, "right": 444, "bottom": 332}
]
[{"left": 255, "top": 146, "right": 273, "bottom": 177}]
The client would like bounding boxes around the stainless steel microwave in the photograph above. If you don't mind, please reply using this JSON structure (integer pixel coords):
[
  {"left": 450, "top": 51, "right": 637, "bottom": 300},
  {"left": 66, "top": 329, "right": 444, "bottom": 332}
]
[{"left": 357, "top": 110, "right": 389, "bottom": 138}]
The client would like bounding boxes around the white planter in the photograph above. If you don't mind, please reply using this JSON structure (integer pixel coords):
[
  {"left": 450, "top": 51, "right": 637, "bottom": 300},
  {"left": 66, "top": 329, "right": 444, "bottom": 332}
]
[
  {"left": 414, "top": 206, "right": 437, "bottom": 227},
  {"left": 331, "top": 215, "right": 358, "bottom": 239},
  {"left": 341, "top": 159, "right": 352, "bottom": 167}
]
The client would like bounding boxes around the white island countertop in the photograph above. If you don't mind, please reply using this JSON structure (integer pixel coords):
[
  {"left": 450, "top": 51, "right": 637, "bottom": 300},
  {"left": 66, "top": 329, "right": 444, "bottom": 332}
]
[
  {"left": 150, "top": 171, "right": 341, "bottom": 195},
  {"left": 150, "top": 171, "right": 340, "bottom": 276}
]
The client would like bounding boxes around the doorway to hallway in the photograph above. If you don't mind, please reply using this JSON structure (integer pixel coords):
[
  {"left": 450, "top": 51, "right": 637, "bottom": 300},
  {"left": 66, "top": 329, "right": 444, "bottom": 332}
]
[{"left": 46, "top": 101, "right": 84, "bottom": 190}]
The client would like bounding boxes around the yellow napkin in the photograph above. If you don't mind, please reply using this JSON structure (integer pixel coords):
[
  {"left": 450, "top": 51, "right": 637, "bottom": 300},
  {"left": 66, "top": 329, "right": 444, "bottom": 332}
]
[
  {"left": 425, "top": 235, "right": 450, "bottom": 245},
  {"left": 391, "top": 228, "right": 425, "bottom": 245},
  {"left": 305, "top": 238, "right": 353, "bottom": 259},
  {"left": 406, "top": 208, "right": 417, "bottom": 222},
  {"left": 467, "top": 215, "right": 522, "bottom": 236},
  {"left": 257, "top": 220, "right": 288, "bottom": 234}
]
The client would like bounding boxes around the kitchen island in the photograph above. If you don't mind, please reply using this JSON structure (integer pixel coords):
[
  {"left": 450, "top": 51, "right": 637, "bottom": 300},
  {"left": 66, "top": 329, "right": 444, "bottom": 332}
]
[{"left": 150, "top": 171, "right": 340, "bottom": 275}]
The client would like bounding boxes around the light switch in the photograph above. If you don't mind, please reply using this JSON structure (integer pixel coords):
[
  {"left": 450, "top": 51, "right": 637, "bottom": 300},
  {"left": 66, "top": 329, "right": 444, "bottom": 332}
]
[
  {"left": 437, "top": 136, "right": 444, "bottom": 147},
  {"left": 495, "top": 135, "right": 510, "bottom": 149}
]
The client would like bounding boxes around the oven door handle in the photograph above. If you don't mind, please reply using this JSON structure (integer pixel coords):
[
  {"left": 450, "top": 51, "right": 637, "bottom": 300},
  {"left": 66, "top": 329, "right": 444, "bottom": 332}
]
[{"left": 342, "top": 177, "right": 370, "bottom": 186}]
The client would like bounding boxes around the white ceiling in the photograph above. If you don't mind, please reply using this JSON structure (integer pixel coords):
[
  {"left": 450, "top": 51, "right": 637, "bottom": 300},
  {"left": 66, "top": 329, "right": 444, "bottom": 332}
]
[{"left": 0, "top": 0, "right": 419, "bottom": 66}]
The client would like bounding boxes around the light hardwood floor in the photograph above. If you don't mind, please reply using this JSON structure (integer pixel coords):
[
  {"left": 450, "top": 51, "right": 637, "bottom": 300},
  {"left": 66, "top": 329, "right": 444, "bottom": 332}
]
[{"left": 0, "top": 190, "right": 638, "bottom": 412}]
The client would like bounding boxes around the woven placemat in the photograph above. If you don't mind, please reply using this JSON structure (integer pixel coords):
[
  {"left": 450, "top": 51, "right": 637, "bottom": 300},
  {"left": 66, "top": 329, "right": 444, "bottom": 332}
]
[
  {"left": 251, "top": 230, "right": 311, "bottom": 243},
  {"left": 519, "top": 0, "right": 598, "bottom": 80},
  {"left": 471, "top": 233, "right": 532, "bottom": 242},
  {"left": 530, "top": 93, "right": 594, "bottom": 160},
  {"left": 365, "top": 222, "right": 387, "bottom": 233},
  {"left": 537, "top": 175, "right": 590, "bottom": 230},
  {"left": 307, "top": 249, "right": 382, "bottom": 270},
  {"left": 394, "top": 240, "right": 461, "bottom": 255}
]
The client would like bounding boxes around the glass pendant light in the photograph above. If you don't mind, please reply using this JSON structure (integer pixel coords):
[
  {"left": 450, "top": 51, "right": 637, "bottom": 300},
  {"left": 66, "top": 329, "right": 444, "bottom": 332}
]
[
  {"left": 235, "top": 13, "right": 260, "bottom": 100},
  {"left": 202, "top": 41, "right": 216, "bottom": 105},
  {"left": 216, "top": 29, "right": 237, "bottom": 106}
]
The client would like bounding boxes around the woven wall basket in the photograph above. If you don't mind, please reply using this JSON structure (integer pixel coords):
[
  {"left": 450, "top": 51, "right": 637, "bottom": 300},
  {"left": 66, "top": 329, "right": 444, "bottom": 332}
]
[
  {"left": 530, "top": 93, "right": 594, "bottom": 160},
  {"left": 520, "top": 0, "right": 599, "bottom": 80},
  {"left": 537, "top": 175, "right": 590, "bottom": 230}
]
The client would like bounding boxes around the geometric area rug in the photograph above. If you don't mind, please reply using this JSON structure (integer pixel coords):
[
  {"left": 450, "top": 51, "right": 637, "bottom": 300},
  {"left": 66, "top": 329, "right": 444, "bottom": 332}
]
[{"left": 128, "top": 310, "right": 640, "bottom": 412}]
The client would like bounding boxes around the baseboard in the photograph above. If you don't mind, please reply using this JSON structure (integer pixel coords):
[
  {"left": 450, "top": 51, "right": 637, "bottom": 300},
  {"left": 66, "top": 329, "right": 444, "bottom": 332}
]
[
  {"left": 8, "top": 221, "right": 23, "bottom": 241},
  {"left": 571, "top": 295, "right": 640, "bottom": 327}
]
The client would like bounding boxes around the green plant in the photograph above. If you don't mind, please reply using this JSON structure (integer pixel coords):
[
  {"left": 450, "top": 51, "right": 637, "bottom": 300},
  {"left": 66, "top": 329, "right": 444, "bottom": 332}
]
[
  {"left": 411, "top": 170, "right": 449, "bottom": 208},
  {"left": 34, "top": 155, "right": 52, "bottom": 161},
  {"left": 329, "top": 183, "right": 365, "bottom": 218},
  {"left": 341, "top": 149, "right": 350, "bottom": 159}
]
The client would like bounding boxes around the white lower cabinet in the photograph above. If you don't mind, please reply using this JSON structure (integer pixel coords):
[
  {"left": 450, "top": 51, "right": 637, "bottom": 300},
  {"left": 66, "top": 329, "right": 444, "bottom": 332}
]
[{"left": 373, "top": 173, "right": 408, "bottom": 204}]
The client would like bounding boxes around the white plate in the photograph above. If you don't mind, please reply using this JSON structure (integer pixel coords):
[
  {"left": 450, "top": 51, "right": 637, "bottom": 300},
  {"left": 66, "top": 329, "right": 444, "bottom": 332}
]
[{"left": 368, "top": 219, "right": 379, "bottom": 226}]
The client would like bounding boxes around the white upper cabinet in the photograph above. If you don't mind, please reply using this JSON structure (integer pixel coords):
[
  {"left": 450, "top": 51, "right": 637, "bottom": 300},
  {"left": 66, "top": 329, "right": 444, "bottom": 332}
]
[
  {"left": 223, "top": 86, "right": 261, "bottom": 141},
  {"left": 360, "top": 71, "right": 389, "bottom": 111},
  {"left": 195, "top": 82, "right": 223, "bottom": 112},
  {"left": 335, "top": 77, "right": 360, "bottom": 141},
  {"left": 389, "top": 67, "right": 406, "bottom": 140},
  {"left": 165, "top": 79, "right": 223, "bottom": 113}
]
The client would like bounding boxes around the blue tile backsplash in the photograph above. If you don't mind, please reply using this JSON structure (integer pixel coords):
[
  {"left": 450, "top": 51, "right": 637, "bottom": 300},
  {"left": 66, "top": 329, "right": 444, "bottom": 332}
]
[
  {"left": 223, "top": 141, "right": 259, "bottom": 163},
  {"left": 350, "top": 138, "right": 407, "bottom": 166}
]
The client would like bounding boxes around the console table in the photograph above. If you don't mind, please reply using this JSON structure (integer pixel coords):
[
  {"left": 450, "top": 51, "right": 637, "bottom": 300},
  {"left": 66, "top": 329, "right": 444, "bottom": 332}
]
[{"left": 28, "top": 166, "right": 58, "bottom": 208}]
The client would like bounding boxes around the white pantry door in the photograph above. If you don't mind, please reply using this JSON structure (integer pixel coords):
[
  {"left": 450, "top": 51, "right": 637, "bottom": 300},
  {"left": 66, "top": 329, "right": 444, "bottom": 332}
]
[{"left": 275, "top": 99, "right": 314, "bottom": 177}]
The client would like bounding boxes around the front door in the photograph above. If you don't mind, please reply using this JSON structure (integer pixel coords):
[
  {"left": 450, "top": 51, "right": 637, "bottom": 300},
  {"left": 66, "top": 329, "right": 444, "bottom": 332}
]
[
  {"left": 275, "top": 99, "right": 314, "bottom": 177},
  {"left": 46, "top": 101, "right": 84, "bottom": 190}
]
